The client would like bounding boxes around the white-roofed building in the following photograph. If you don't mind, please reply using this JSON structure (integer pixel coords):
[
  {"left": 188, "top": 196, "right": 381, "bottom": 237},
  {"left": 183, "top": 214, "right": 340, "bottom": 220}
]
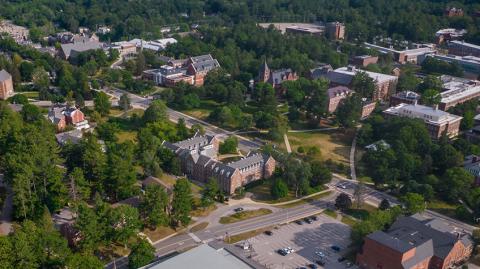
[
  {"left": 383, "top": 103, "right": 462, "bottom": 139},
  {"left": 439, "top": 75, "right": 480, "bottom": 111}
]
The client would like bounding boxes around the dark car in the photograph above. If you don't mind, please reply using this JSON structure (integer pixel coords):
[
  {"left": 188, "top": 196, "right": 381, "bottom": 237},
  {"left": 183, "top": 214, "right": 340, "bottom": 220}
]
[
  {"left": 297, "top": 267, "right": 308, "bottom": 269},
  {"left": 307, "top": 264, "right": 318, "bottom": 269},
  {"left": 315, "top": 260, "right": 325, "bottom": 266},
  {"left": 264, "top": 230, "right": 273, "bottom": 236},
  {"left": 295, "top": 220, "right": 303, "bottom": 225},
  {"left": 278, "top": 249, "right": 287, "bottom": 256},
  {"left": 337, "top": 257, "right": 346, "bottom": 262},
  {"left": 234, "top": 207, "right": 244, "bottom": 212},
  {"left": 311, "top": 216, "right": 318, "bottom": 221},
  {"left": 331, "top": 245, "right": 341, "bottom": 252},
  {"left": 304, "top": 218, "right": 313, "bottom": 224}
]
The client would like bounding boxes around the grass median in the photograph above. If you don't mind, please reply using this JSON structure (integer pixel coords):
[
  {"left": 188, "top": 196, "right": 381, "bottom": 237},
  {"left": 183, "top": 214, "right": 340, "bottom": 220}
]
[{"left": 219, "top": 208, "right": 272, "bottom": 224}]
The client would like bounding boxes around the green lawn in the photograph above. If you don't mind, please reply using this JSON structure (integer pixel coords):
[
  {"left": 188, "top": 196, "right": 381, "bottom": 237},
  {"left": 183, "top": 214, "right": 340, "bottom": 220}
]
[
  {"left": 283, "top": 129, "right": 354, "bottom": 165},
  {"left": 276, "top": 190, "right": 331, "bottom": 209},
  {"left": 344, "top": 203, "right": 377, "bottom": 220},
  {"left": 323, "top": 209, "right": 338, "bottom": 219},
  {"left": 142, "top": 226, "right": 177, "bottom": 242},
  {"left": 19, "top": 91, "right": 39, "bottom": 99},
  {"left": 427, "top": 200, "right": 457, "bottom": 219},
  {"left": 181, "top": 100, "right": 220, "bottom": 120},
  {"left": 116, "top": 130, "right": 137, "bottom": 143},
  {"left": 219, "top": 208, "right": 272, "bottom": 224},
  {"left": 225, "top": 226, "right": 274, "bottom": 244},
  {"left": 247, "top": 181, "right": 297, "bottom": 203},
  {"left": 341, "top": 215, "right": 358, "bottom": 226}
]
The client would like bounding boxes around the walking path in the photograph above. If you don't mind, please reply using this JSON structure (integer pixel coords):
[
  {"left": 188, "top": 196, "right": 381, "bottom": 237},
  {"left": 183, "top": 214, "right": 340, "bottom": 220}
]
[
  {"left": 284, "top": 133, "right": 292, "bottom": 153},
  {"left": 349, "top": 129, "right": 358, "bottom": 180}
]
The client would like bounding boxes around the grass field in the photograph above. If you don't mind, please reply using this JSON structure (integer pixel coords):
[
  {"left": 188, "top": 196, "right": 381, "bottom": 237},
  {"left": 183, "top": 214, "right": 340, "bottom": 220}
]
[
  {"left": 344, "top": 203, "right": 377, "bottom": 220},
  {"left": 276, "top": 190, "right": 332, "bottom": 209},
  {"left": 284, "top": 130, "right": 354, "bottom": 165},
  {"left": 116, "top": 130, "right": 137, "bottom": 143},
  {"left": 427, "top": 200, "right": 457, "bottom": 219},
  {"left": 182, "top": 100, "right": 220, "bottom": 120},
  {"left": 225, "top": 226, "right": 275, "bottom": 244},
  {"left": 19, "top": 91, "right": 39, "bottom": 99},
  {"left": 247, "top": 181, "right": 297, "bottom": 203},
  {"left": 189, "top": 222, "right": 209, "bottom": 233},
  {"left": 323, "top": 209, "right": 338, "bottom": 219},
  {"left": 340, "top": 215, "right": 357, "bottom": 226},
  {"left": 219, "top": 208, "right": 272, "bottom": 224},
  {"left": 143, "top": 226, "right": 177, "bottom": 242}
]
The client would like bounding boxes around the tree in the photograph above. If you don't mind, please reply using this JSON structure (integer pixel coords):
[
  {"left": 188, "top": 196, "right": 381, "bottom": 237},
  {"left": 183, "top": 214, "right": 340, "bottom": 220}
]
[
  {"left": 135, "top": 52, "right": 146, "bottom": 76},
  {"left": 65, "top": 253, "right": 103, "bottom": 269},
  {"left": 176, "top": 118, "right": 190, "bottom": 140},
  {"left": 335, "top": 193, "right": 352, "bottom": 211},
  {"left": 283, "top": 157, "right": 312, "bottom": 197},
  {"left": 417, "top": 75, "right": 442, "bottom": 93},
  {"left": 271, "top": 179, "right": 288, "bottom": 200},
  {"left": 128, "top": 238, "right": 155, "bottom": 269},
  {"left": 219, "top": 136, "right": 238, "bottom": 154},
  {"left": 107, "top": 205, "right": 140, "bottom": 248},
  {"left": 421, "top": 89, "right": 441, "bottom": 107},
  {"left": 74, "top": 202, "right": 103, "bottom": 253},
  {"left": 143, "top": 100, "right": 167, "bottom": 124},
  {"left": 401, "top": 192, "right": 425, "bottom": 214},
  {"left": 105, "top": 142, "right": 138, "bottom": 201},
  {"left": 94, "top": 92, "right": 111, "bottom": 116},
  {"left": 353, "top": 180, "right": 366, "bottom": 209},
  {"left": 68, "top": 167, "right": 91, "bottom": 202},
  {"left": 310, "top": 161, "right": 332, "bottom": 187},
  {"left": 21, "top": 104, "right": 42, "bottom": 122},
  {"left": 201, "top": 177, "right": 220, "bottom": 207},
  {"left": 140, "top": 185, "right": 169, "bottom": 228},
  {"left": 351, "top": 71, "right": 375, "bottom": 98},
  {"left": 119, "top": 93, "right": 131, "bottom": 112},
  {"left": 336, "top": 94, "right": 362, "bottom": 128},
  {"left": 440, "top": 168, "right": 474, "bottom": 202},
  {"left": 379, "top": 199, "right": 391, "bottom": 210},
  {"left": 171, "top": 178, "right": 193, "bottom": 227}
]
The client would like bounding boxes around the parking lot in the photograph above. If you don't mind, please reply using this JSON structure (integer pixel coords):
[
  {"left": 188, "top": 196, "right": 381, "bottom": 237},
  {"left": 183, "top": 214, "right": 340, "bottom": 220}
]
[{"left": 242, "top": 214, "right": 356, "bottom": 269}]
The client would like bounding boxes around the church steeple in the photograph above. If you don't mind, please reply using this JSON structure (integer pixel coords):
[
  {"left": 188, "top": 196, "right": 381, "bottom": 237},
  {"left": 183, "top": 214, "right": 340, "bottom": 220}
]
[{"left": 258, "top": 59, "right": 270, "bottom": 83}]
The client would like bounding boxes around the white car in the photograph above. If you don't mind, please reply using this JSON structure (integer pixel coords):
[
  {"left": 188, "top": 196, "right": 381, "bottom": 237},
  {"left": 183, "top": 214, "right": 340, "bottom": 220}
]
[{"left": 315, "top": 251, "right": 326, "bottom": 258}]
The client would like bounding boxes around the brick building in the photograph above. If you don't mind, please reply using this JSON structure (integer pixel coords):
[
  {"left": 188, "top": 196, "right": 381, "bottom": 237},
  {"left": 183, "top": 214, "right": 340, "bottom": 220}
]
[
  {"left": 326, "top": 22, "right": 346, "bottom": 40},
  {"left": 48, "top": 106, "right": 89, "bottom": 131},
  {"left": 162, "top": 134, "right": 276, "bottom": 194},
  {"left": 143, "top": 54, "right": 219, "bottom": 87},
  {"left": 390, "top": 91, "right": 421, "bottom": 107},
  {"left": 357, "top": 215, "right": 473, "bottom": 269},
  {"left": 448, "top": 41, "right": 480, "bottom": 58},
  {"left": 327, "top": 86, "right": 353, "bottom": 113},
  {"left": 257, "top": 60, "right": 298, "bottom": 90},
  {"left": 383, "top": 103, "right": 462, "bottom": 139},
  {"left": 322, "top": 66, "right": 398, "bottom": 101},
  {"left": 0, "top": 70, "right": 14, "bottom": 100},
  {"left": 352, "top": 55, "right": 378, "bottom": 67},
  {"left": 439, "top": 75, "right": 480, "bottom": 111},
  {"left": 444, "top": 7, "right": 464, "bottom": 17}
]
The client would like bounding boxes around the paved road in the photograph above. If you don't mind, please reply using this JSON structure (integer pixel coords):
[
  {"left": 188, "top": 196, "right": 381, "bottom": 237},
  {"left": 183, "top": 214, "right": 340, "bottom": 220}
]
[
  {"left": 106, "top": 192, "right": 338, "bottom": 269},
  {"left": 330, "top": 177, "right": 477, "bottom": 234},
  {"left": 98, "top": 88, "right": 262, "bottom": 152}
]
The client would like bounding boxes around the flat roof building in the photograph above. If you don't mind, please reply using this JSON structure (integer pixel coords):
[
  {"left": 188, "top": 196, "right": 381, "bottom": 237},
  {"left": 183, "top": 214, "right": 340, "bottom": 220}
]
[
  {"left": 142, "top": 243, "right": 252, "bottom": 269},
  {"left": 383, "top": 103, "right": 462, "bottom": 139},
  {"left": 390, "top": 91, "right": 421, "bottom": 107},
  {"left": 448, "top": 40, "right": 480, "bottom": 57},
  {"left": 439, "top": 75, "right": 480, "bottom": 111},
  {"left": 421, "top": 53, "right": 480, "bottom": 75},
  {"left": 364, "top": 42, "right": 436, "bottom": 64}
]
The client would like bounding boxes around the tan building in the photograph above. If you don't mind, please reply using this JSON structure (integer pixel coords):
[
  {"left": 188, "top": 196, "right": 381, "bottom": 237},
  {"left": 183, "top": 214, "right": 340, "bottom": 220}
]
[
  {"left": 383, "top": 103, "right": 462, "bottom": 139},
  {"left": 439, "top": 75, "right": 480, "bottom": 111},
  {"left": 0, "top": 70, "right": 14, "bottom": 100},
  {"left": 352, "top": 55, "right": 378, "bottom": 67},
  {"left": 326, "top": 22, "right": 345, "bottom": 40}
]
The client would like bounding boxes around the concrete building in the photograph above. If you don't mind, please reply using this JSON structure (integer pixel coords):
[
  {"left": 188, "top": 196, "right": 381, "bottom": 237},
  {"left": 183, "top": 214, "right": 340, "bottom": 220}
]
[
  {"left": 257, "top": 60, "right": 298, "bottom": 90},
  {"left": 162, "top": 134, "right": 276, "bottom": 194},
  {"left": 323, "top": 66, "right": 398, "bottom": 101},
  {"left": 327, "top": 86, "right": 353, "bottom": 113},
  {"left": 352, "top": 55, "right": 378, "bottom": 67},
  {"left": 448, "top": 40, "right": 480, "bottom": 57},
  {"left": 285, "top": 25, "right": 324, "bottom": 37},
  {"left": 0, "top": 20, "right": 29, "bottom": 43},
  {"left": 364, "top": 42, "right": 436, "bottom": 64},
  {"left": 258, "top": 22, "right": 345, "bottom": 40},
  {"left": 0, "top": 70, "right": 14, "bottom": 100},
  {"left": 439, "top": 75, "right": 480, "bottom": 111},
  {"left": 357, "top": 215, "right": 472, "bottom": 269},
  {"left": 309, "top": 63, "right": 333, "bottom": 80},
  {"left": 383, "top": 103, "right": 462, "bottom": 139},
  {"left": 127, "top": 38, "right": 177, "bottom": 52},
  {"left": 390, "top": 91, "right": 421, "bottom": 107},
  {"left": 421, "top": 53, "right": 480, "bottom": 75},
  {"left": 435, "top": 29, "right": 467, "bottom": 44}
]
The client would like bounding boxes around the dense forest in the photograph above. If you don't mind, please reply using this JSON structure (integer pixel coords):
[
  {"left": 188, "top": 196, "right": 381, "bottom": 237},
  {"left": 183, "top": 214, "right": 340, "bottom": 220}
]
[{"left": 1, "top": 0, "right": 480, "bottom": 43}]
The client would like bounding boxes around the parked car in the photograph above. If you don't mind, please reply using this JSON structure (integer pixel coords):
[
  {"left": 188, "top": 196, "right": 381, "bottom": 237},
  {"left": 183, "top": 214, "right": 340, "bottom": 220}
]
[
  {"left": 278, "top": 249, "right": 288, "bottom": 256},
  {"left": 234, "top": 207, "right": 244, "bottom": 212},
  {"left": 304, "top": 218, "right": 313, "bottom": 224},
  {"left": 295, "top": 220, "right": 303, "bottom": 225},
  {"left": 337, "top": 257, "right": 346, "bottom": 262},
  {"left": 310, "top": 216, "right": 318, "bottom": 221},
  {"left": 315, "top": 251, "right": 326, "bottom": 258},
  {"left": 264, "top": 230, "right": 273, "bottom": 236},
  {"left": 331, "top": 245, "right": 341, "bottom": 252},
  {"left": 307, "top": 264, "right": 318, "bottom": 269},
  {"left": 315, "top": 260, "right": 325, "bottom": 266}
]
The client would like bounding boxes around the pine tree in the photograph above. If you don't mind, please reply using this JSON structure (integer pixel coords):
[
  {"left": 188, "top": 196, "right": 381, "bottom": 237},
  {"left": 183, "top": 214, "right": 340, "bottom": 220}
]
[{"left": 171, "top": 178, "right": 193, "bottom": 227}]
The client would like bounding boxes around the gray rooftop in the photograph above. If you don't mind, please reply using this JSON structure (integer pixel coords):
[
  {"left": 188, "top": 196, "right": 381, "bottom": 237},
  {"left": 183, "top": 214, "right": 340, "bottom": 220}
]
[
  {"left": 142, "top": 243, "right": 252, "bottom": 269},
  {"left": 327, "top": 86, "right": 352, "bottom": 98},
  {"left": 0, "top": 69, "right": 11, "bottom": 81},
  {"left": 192, "top": 59, "right": 220, "bottom": 72},
  {"left": 61, "top": 40, "right": 103, "bottom": 59},
  {"left": 228, "top": 153, "right": 269, "bottom": 170},
  {"left": 173, "top": 134, "right": 214, "bottom": 150},
  {"left": 190, "top": 54, "right": 214, "bottom": 63}
]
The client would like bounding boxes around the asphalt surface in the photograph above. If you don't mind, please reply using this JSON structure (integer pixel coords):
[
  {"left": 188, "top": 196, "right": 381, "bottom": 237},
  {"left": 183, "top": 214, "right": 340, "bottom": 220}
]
[{"left": 98, "top": 87, "right": 262, "bottom": 152}]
